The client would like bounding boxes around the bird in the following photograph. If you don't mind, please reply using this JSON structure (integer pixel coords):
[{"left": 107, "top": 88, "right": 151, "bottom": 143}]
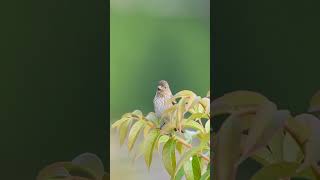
[{"left": 153, "top": 80, "right": 174, "bottom": 129}]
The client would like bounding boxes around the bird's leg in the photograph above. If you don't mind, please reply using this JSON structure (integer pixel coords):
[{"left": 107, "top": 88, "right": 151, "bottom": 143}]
[{"left": 160, "top": 122, "right": 166, "bottom": 129}]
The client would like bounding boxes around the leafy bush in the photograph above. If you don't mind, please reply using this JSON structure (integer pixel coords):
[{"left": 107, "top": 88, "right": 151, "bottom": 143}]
[
  {"left": 212, "top": 90, "right": 320, "bottom": 180},
  {"left": 111, "top": 90, "right": 210, "bottom": 180}
]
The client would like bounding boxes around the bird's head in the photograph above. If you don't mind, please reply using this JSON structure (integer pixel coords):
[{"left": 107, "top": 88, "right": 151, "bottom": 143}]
[{"left": 156, "top": 80, "right": 171, "bottom": 96}]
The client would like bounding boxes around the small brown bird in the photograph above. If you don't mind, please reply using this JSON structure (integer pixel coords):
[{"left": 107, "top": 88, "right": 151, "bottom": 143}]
[{"left": 153, "top": 80, "right": 174, "bottom": 128}]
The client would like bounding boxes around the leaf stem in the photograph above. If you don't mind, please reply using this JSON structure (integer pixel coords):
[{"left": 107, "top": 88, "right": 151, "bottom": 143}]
[
  {"left": 141, "top": 117, "right": 210, "bottom": 162},
  {"left": 174, "top": 136, "right": 210, "bottom": 162}
]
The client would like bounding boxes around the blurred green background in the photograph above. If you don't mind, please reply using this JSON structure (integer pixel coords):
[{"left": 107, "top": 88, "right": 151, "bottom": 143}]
[
  {"left": 110, "top": 0, "right": 209, "bottom": 179},
  {"left": 214, "top": 0, "right": 320, "bottom": 179},
  {"left": 1, "top": 1, "right": 107, "bottom": 179},
  {"left": 110, "top": 0, "right": 210, "bottom": 121}
]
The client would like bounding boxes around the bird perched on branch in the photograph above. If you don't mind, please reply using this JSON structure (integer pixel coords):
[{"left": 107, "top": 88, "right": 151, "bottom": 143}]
[{"left": 153, "top": 80, "right": 175, "bottom": 129}]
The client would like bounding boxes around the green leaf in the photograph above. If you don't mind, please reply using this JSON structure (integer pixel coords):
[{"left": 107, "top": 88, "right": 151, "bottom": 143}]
[
  {"left": 119, "top": 119, "right": 132, "bottom": 146},
  {"left": 162, "top": 138, "right": 177, "bottom": 177},
  {"left": 214, "top": 114, "right": 242, "bottom": 180},
  {"left": 192, "top": 156, "right": 201, "bottom": 180},
  {"left": 251, "top": 162, "right": 316, "bottom": 180},
  {"left": 127, "top": 120, "right": 145, "bottom": 151},
  {"left": 144, "top": 129, "right": 160, "bottom": 169},
  {"left": 174, "top": 134, "right": 209, "bottom": 178},
  {"left": 173, "top": 167, "right": 185, "bottom": 180},
  {"left": 200, "top": 169, "right": 210, "bottom": 180},
  {"left": 205, "top": 120, "right": 210, "bottom": 133},
  {"left": 184, "top": 120, "right": 205, "bottom": 133},
  {"left": 157, "top": 135, "right": 170, "bottom": 151},
  {"left": 183, "top": 156, "right": 202, "bottom": 180}
]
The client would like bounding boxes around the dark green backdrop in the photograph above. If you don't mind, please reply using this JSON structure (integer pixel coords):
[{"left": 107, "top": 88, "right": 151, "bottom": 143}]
[
  {"left": 213, "top": 0, "right": 320, "bottom": 179},
  {"left": 0, "top": 1, "right": 108, "bottom": 179}
]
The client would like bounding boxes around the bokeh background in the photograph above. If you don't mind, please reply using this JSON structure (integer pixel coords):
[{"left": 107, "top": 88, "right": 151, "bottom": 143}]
[
  {"left": 214, "top": 0, "right": 320, "bottom": 179},
  {"left": 1, "top": 0, "right": 107, "bottom": 179},
  {"left": 110, "top": 0, "right": 210, "bottom": 179}
]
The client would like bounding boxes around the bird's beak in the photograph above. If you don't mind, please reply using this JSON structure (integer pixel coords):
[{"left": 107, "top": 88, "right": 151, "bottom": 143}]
[{"left": 157, "top": 86, "right": 162, "bottom": 91}]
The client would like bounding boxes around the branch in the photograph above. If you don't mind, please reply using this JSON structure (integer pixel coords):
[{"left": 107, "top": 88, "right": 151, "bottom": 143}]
[
  {"left": 174, "top": 136, "right": 210, "bottom": 162},
  {"left": 140, "top": 118, "right": 210, "bottom": 162}
]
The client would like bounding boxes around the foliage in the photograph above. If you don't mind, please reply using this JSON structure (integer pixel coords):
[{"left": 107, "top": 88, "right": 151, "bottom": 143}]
[
  {"left": 111, "top": 90, "right": 210, "bottom": 180},
  {"left": 37, "top": 153, "right": 108, "bottom": 180},
  {"left": 212, "top": 90, "right": 320, "bottom": 180}
]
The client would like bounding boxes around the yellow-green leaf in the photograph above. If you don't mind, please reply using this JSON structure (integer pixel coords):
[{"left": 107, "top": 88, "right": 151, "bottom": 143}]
[
  {"left": 157, "top": 135, "right": 170, "bottom": 151},
  {"left": 184, "top": 120, "right": 205, "bottom": 133},
  {"left": 214, "top": 114, "right": 242, "bottom": 180},
  {"left": 286, "top": 115, "right": 310, "bottom": 147},
  {"left": 294, "top": 114, "right": 320, "bottom": 173},
  {"left": 111, "top": 118, "right": 128, "bottom": 129},
  {"left": 183, "top": 157, "right": 194, "bottom": 180},
  {"left": 173, "top": 90, "right": 196, "bottom": 99},
  {"left": 212, "top": 90, "right": 269, "bottom": 116},
  {"left": 252, "top": 147, "right": 274, "bottom": 166},
  {"left": 143, "top": 125, "right": 151, "bottom": 138},
  {"left": 174, "top": 167, "right": 185, "bottom": 180},
  {"left": 146, "top": 112, "right": 158, "bottom": 121},
  {"left": 127, "top": 120, "right": 145, "bottom": 151},
  {"left": 205, "top": 120, "right": 210, "bottom": 133},
  {"left": 283, "top": 132, "right": 301, "bottom": 162},
  {"left": 187, "top": 113, "right": 209, "bottom": 121},
  {"left": 119, "top": 119, "right": 132, "bottom": 146},
  {"left": 200, "top": 98, "right": 210, "bottom": 114},
  {"left": 144, "top": 129, "right": 160, "bottom": 169},
  {"left": 132, "top": 110, "right": 143, "bottom": 119},
  {"left": 251, "top": 162, "right": 315, "bottom": 180},
  {"left": 176, "top": 142, "right": 184, "bottom": 154},
  {"left": 162, "top": 138, "right": 177, "bottom": 177},
  {"left": 200, "top": 169, "right": 210, "bottom": 180}
]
